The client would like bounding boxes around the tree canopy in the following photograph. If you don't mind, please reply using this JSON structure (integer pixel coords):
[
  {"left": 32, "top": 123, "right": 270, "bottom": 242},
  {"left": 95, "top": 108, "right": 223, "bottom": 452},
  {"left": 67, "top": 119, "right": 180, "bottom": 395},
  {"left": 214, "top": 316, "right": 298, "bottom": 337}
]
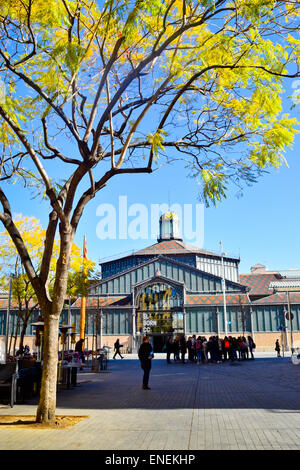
[
  {"left": 0, "top": 0, "right": 299, "bottom": 207},
  {"left": 0, "top": 215, "right": 95, "bottom": 296},
  {"left": 0, "top": 215, "right": 95, "bottom": 353}
]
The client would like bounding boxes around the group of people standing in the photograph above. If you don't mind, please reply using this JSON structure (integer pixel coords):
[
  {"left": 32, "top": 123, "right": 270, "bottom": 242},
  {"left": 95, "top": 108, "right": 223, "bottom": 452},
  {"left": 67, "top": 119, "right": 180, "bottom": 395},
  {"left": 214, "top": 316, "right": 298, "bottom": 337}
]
[
  {"left": 137, "top": 334, "right": 256, "bottom": 390},
  {"left": 121, "top": 334, "right": 285, "bottom": 392},
  {"left": 165, "top": 334, "right": 256, "bottom": 364}
]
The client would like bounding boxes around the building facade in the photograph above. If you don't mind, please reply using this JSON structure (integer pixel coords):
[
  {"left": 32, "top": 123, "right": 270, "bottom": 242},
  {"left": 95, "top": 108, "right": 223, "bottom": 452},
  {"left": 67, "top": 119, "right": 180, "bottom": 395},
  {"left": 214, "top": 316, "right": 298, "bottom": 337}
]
[
  {"left": 1, "top": 212, "right": 300, "bottom": 355},
  {"left": 73, "top": 212, "right": 300, "bottom": 352}
]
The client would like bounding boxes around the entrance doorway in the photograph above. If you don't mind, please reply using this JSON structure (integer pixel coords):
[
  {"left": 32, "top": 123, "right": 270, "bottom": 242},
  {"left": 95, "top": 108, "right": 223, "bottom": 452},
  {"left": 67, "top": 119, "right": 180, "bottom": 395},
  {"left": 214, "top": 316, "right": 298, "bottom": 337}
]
[
  {"left": 135, "top": 280, "right": 185, "bottom": 352},
  {"left": 150, "top": 334, "right": 170, "bottom": 353}
]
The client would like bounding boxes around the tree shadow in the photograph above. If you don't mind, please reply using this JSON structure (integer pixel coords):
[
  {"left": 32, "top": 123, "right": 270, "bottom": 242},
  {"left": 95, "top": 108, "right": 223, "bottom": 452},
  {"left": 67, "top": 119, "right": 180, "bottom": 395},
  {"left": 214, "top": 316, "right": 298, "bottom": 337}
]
[{"left": 50, "top": 357, "right": 300, "bottom": 412}]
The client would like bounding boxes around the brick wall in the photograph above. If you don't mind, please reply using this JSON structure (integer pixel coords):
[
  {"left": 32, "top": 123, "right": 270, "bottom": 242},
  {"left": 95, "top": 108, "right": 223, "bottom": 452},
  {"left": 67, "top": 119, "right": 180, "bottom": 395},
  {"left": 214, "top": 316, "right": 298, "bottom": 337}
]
[
  {"left": 252, "top": 331, "right": 300, "bottom": 352},
  {"left": 100, "top": 335, "right": 132, "bottom": 353}
]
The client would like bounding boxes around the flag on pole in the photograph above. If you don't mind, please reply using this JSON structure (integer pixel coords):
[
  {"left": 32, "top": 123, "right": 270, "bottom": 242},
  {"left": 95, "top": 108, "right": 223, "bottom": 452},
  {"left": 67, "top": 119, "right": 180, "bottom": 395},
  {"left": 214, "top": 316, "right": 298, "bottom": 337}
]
[
  {"left": 82, "top": 235, "right": 88, "bottom": 281},
  {"left": 80, "top": 236, "right": 87, "bottom": 341}
]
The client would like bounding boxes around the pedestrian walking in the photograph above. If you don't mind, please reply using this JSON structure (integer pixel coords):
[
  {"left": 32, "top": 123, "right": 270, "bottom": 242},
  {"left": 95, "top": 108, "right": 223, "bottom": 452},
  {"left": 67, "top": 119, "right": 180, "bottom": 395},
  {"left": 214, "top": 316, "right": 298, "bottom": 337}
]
[
  {"left": 230, "top": 337, "right": 238, "bottom": 361},
  {"left": 201, "top": 336, "right": 208, "bottom": 363},
  {"left": 113, "top": 339, "right": 124, "bottom": 359},
  {"left": 75, "top": 338, "right": 85, "bottom": 369},
  {"left": 248, "top": 336, "right": 255, "bottom": 359},
  {"left": 223, "top": 336, "right": 230, "bottom": 361},
  {"left": 242, "top": 337, "right": 249, "bottom": 360},
  {"left": 187, "top": 336, "right": 195, "bottom": 362},
  {"left": 173, "top": 336, "right": 180, "bottom": 362},
  {"left": 166, "top": 337, "right": 173, "bottom": 364},
  {"left": 191, "top": 335, "right": 197, "bottom": 362},
  {"left": 275, "top": 339, "right": 281, "bottom": 357},
  {"left": 217, "top": 337, "right": 223, "bottom": 363},
  {"left": 180, "top": 335, "right": 187, "bottom": 363},
  {"left": 237, "top": 337, "right": 243, "bottom": 360},
  {"left": 138, "top": 336, "right": 154, "bottom": 390},
  {"left": 208, "top": 336, "right": 217, "bottom": 362},
  {"left": 195, "top": 336, "right": 202, "bottom": 364}
]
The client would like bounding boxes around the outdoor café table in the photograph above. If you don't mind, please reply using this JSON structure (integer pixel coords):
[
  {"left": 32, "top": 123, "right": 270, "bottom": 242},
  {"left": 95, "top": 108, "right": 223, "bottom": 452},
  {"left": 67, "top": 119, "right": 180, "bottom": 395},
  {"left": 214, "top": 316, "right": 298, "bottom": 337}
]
[
  {"left": 69, "top": 362, "right": 81, "bottom": 387},
  {"left": 57, "top": 362, "right": 80, "bottom": 389}
]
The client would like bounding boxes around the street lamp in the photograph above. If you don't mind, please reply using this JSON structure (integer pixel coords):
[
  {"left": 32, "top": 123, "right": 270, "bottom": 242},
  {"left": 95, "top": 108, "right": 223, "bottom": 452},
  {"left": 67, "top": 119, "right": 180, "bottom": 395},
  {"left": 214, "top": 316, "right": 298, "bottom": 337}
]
[
  {"left": 220, "top": 241, "right": 228, "bottom": 337},
  {"left": 269, "top": 279, "right": 300, "bottom": 354},
  {"left": 5, "top": 273, "right": 15, "bottom": 362},
  {"left": 286, "top": 290, "right": 294, "bottom": 353}
]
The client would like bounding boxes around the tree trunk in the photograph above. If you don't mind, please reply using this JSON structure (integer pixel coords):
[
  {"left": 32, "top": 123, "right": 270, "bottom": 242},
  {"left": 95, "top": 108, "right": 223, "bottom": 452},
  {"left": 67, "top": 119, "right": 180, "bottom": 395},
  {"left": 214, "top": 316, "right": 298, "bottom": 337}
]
[
  {"left": 19, "top": 315, "right": 29, "bottom": 351},
  {"left": 36, "top": 311, "right": 60, "bottom": 423},
  {"left": 35, "top": 225, "right": 74, "bottom": 423}
]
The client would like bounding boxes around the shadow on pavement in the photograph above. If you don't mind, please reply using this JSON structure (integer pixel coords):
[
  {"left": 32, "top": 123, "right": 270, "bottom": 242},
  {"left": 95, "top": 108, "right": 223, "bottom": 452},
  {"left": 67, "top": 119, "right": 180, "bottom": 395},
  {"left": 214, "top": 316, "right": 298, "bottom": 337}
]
[{"left": 48, "top": 357, "right": 300, "bottom": 412}]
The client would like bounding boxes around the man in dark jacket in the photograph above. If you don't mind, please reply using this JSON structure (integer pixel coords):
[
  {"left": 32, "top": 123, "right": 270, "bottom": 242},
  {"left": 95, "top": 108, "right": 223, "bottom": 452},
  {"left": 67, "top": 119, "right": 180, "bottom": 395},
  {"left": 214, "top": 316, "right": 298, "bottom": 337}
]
[
  {"left": 138, "top": 336, "right": 154, "bottom": 390},
  {"left": 75, "top": 338, "right": 85, "bottom": 369},
  {"left": 166, "top": 337, "right": 173, "bottom": 364}
]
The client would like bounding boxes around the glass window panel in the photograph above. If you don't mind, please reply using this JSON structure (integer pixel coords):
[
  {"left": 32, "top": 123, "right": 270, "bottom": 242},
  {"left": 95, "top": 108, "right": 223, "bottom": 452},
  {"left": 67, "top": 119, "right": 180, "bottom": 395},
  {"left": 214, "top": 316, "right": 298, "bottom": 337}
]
[
  {"left": 291, "top": 305, "right": 299, "bottom": 331},
  {"left": 117, "top": 312, "right": 121, "bottom": 334},
  {"left": 125, "top": 274, "right": 130, "bottom": 292},
  {"left": 257, "top": 308, "right": 264, "bottom": 332},
  {"left": 251, "top": 307, "right": 257, "bottom": 331},
  {"left": 185, "top": 311, "right": 191, "bottom": 334},
  {"left": 204, "top": 310, "right": 211, "bottom": 332},
  {"left": 120, "top": 312, "right": 126, "bottom": 334},
  {"left": 190, "top": 310, "right": 197, "bottom": 332},
  {"left": 120, "top": 276, "right": 125, "bottom": 292},
  {"left": 203, "top": 276, "right": 209, "bottom": 291},
  {"left": 106, "top": 313, "right": 113, "bottom": 334}
]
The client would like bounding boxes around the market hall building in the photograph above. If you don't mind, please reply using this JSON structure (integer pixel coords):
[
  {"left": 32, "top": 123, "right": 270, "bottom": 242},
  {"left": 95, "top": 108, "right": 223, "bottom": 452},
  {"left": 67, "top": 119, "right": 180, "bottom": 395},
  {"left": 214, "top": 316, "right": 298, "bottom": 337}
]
[
  {"left": 1, "top": 212, "right": 300, "bottom": 355},
  {"left": 72, "top": 212, "right": 300, "bottom": 353}
]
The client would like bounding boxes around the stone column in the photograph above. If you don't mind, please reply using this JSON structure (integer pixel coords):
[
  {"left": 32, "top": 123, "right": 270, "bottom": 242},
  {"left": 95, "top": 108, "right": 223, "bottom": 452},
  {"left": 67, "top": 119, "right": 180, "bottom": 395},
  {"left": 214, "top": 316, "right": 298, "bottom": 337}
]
[
  {"left": 183, "top": 308, "right": 187, "bottom": 336},
  {"left": 216, "top": 307, "right": 220, "bottom": 337},
  {"left": 132, "top": 308, "right": 137, "bottom": 353},
  {"left": 247, "top": 294, "right": 255, "bottom": 341}
]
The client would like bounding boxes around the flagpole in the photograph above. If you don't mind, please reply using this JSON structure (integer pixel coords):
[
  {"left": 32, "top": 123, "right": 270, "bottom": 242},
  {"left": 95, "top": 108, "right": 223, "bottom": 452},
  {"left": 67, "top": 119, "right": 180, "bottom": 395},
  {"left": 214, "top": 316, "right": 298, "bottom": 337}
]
[{"left": 80, "top": 236, "right": 87, "bottom": 341}]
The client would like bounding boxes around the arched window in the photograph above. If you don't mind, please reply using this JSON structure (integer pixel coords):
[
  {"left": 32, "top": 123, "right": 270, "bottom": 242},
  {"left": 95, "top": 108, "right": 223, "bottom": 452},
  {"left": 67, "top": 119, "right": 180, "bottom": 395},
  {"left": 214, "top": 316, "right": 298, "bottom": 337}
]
[
  {"left": 137, "top": 282, "right": 183, "bottom": 311},
  {"left": 136, "top": 282, "right": 184, "bottom": 336}
]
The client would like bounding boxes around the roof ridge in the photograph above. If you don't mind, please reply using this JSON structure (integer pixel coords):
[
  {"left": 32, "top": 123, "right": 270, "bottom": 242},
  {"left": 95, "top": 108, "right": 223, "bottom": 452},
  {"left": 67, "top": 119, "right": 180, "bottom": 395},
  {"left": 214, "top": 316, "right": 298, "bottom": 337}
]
[{"left": 252, "top": 291, "right": 300, "bottom": 304}]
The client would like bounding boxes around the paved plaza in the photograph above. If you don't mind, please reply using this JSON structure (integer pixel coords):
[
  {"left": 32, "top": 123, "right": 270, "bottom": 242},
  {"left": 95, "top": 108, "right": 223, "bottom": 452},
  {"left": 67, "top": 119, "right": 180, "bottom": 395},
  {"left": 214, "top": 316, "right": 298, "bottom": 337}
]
[{"left": 0, "top": 352, "right": 300, "bottom": 451}]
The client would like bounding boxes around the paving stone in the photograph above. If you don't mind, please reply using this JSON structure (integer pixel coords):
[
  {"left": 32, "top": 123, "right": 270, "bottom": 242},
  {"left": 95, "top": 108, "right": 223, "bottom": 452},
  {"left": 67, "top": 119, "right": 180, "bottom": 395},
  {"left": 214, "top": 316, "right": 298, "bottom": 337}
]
[{"left": 0, "top": 353, "right": 300, "bottom": 450}]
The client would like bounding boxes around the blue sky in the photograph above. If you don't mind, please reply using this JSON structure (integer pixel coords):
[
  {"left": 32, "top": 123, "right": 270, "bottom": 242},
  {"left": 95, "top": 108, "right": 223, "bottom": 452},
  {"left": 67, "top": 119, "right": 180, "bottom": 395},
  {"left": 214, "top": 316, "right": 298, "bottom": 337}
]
[
  {"left": 75, "top": 130, "right": 300, "bottom": 275},
  {"left": 73, "top": 80, "right": 300, "bottom": 275},
  {"left": 4, "top": 79, "right": 300, "bottom": 277}
]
